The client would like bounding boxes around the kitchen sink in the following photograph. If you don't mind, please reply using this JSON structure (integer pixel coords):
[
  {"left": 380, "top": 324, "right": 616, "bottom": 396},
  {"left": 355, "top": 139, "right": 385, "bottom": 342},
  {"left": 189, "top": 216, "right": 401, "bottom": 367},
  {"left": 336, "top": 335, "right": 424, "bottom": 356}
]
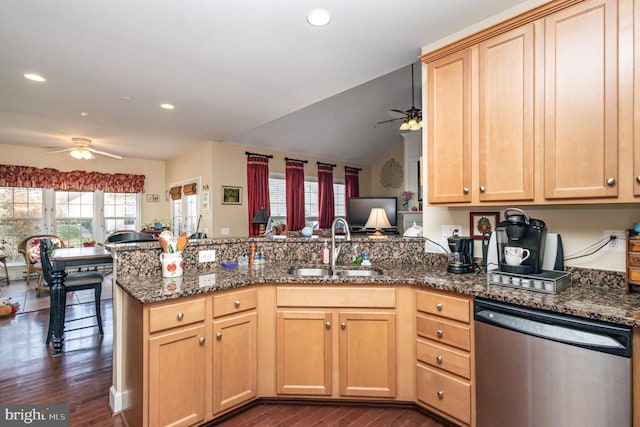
[{"left": 287, "top": 266, "right": 383, "bottom": 277}]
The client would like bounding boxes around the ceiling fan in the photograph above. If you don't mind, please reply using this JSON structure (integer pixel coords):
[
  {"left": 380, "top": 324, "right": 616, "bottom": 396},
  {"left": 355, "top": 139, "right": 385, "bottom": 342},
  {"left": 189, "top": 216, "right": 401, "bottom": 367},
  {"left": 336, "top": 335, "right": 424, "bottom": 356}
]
[
  {"left": 376, "top": 63, "right": 423, "bottom": 131},
  {"left": 48, "top": 137, "right": 123, "bottom": 160}
]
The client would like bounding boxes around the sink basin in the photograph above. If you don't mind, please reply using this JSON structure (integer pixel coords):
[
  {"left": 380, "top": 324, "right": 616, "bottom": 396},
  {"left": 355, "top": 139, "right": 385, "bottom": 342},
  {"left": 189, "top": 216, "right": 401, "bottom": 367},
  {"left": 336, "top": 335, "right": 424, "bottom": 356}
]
[{"left": 287, "top": 266, "right": 383, "bottom": 277}]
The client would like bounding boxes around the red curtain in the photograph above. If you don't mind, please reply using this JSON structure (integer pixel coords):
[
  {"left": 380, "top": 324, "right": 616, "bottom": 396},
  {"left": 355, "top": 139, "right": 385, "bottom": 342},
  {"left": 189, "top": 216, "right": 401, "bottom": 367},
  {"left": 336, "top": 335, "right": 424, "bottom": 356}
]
[
  {"left": 286, "top": 159, "right": 305, "bottom": 231},
  {"left": 317, "top": 163, "right": 335, "bottom": 229},
  {"left": 344, "top": 167, "right": 360, "bottom": 212},
  {"left": 0, "top": 164, "right": 145, "bottom": 192},
  {"left": 247, "top": 155, "right": 271, "bottom": 236}
]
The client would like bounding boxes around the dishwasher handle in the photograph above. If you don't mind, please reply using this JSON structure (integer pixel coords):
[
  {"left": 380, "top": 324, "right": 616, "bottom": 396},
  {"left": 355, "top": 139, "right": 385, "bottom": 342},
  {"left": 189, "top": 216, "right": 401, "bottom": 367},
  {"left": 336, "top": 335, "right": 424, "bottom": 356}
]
[{"left": 475, "top": 308, "right": 631, "bottom": 357}]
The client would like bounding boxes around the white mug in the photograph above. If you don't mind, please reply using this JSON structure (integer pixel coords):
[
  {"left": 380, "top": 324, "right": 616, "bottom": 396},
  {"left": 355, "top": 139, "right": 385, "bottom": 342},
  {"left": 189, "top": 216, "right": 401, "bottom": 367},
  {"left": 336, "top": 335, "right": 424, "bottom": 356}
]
[
  {"left": 504, "top": 246, "right": 530, "bottom": 266},
  {"left": 160, "top": 251, "right": 184, "bottom": 277}
]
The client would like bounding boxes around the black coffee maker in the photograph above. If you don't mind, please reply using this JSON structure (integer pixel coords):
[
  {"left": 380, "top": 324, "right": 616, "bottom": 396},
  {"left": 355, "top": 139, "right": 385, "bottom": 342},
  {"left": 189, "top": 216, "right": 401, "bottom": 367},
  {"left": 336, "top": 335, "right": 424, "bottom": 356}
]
[
  {"left": 496, "top": 208, "right": 547, "bottom": 274},
  {"left": 447, "top": 234, "right": 475, "bottom": 274}
]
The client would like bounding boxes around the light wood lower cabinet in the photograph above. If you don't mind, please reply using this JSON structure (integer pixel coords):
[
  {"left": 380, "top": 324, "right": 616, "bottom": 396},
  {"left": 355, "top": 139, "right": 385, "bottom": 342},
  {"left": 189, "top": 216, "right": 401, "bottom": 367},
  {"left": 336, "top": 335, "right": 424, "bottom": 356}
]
[
  {"left": 416, "top": 289, "right": 475, "bottom": 426},
  {"left": 212, "top": 288, "right": 257, "bottom": 414},
  {"left": 275, "top": 286, "right": 397, "bottom": 399}
]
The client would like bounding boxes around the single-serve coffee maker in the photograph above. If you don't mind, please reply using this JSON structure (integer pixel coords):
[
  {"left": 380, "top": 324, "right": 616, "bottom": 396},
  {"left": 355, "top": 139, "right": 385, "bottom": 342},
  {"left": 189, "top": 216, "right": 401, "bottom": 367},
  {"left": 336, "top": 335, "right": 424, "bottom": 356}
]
[
  {"left": 447, "top": 235, "right": 475, "bottom": 274},
  {"left": 496, "top": 208, "right": 547, "bottom": 274}
]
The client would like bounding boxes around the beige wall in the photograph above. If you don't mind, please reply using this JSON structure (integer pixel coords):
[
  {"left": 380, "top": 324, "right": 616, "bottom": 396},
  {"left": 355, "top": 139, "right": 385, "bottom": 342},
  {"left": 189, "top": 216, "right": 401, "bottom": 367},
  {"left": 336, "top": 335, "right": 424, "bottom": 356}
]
[{"left": 0, "top": 143, "right": 168, "bottom": 226}]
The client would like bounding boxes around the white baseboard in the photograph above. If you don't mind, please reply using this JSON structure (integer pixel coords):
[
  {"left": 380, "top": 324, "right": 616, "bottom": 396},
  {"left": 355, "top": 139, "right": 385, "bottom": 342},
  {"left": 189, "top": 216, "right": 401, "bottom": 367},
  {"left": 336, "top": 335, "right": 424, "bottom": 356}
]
[{"left": 109, "top": 385, "right": 130, "bottom": 414}]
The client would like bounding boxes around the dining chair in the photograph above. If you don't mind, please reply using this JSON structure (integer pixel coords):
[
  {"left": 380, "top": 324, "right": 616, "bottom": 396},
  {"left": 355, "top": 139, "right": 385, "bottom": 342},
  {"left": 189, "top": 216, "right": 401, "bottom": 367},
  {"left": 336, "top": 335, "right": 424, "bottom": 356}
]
[
  {"left": 39, "top": 239, "right": 104, "bottom": 345},
  {"left": 18, "top": 234, "right": 67, "bottom": 296}
]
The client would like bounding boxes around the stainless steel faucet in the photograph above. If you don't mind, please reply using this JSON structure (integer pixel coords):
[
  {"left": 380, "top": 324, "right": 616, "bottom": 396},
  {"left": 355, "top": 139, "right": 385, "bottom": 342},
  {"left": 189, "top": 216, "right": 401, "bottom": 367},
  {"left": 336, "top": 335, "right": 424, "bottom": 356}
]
[{"left": 331, "top": 217, "right": 351, "bottom": 269}]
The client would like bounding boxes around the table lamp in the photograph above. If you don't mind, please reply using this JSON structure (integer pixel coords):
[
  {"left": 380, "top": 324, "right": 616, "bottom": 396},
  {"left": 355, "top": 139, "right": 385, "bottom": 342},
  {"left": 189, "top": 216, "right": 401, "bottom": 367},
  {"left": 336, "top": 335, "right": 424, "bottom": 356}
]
[
  {"left": 365, "top": 208, "right": 392, "bottom": 238},
  {"left": 252, "top": 208, "right": 270, "bottom": 236}
]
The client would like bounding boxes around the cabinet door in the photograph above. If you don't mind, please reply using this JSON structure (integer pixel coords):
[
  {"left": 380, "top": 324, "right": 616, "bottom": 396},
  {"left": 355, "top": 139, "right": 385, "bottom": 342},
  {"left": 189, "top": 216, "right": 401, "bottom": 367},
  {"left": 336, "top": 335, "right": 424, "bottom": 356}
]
[
  {"left": 276, "top": 311, "right": 332, "bottom": 395},
  {"left": 544, "top": 0, "right": 618, "bottom": 199},
  {"left": 427, "top": 49, "right": 472, "bottom": 203},
  {"left": 634, "top": 0, "right": 640, "bottom": 196},
  {"left": 148, "top": 325, "right": 206, "bottom": 427},
  {"left": 213, "top": 312, "right": 257, "bottom": 414},
  {"left": 478, "top": 24, "right": 535, "bottom": 202},
  {"left": 339, "top": 311, "right": 396, "bottom": 398}
]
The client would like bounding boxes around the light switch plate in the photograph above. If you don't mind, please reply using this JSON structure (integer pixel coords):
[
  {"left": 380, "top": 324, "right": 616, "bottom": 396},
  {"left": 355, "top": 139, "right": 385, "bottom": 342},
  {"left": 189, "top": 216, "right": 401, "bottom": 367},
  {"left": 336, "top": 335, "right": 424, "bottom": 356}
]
[{"left": 199, "top": 249, "right": 216, "bottom": 262}]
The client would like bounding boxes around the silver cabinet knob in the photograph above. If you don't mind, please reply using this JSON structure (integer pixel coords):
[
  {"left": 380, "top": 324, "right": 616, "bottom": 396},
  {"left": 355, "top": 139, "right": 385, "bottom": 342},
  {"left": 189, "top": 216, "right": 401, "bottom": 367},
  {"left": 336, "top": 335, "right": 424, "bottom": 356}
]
[
  {"left": 326, "top": 322, "right": 331, "bottom": 329},
  {"left": 199, "top": 337, "right": 205, "bottom": 345},
  {"left": 436, "top": 356, "right": 443, "bottom": 364},
  {"left": 216, "top": 332, "right": 222, "bottom": 340},
  {"left": 479, "top": 186, "right": 486, "bottom": 193},
  {"left": 437, "top": 390, "right": 444, "bottom": 399},
  {"left": 177, "top": 312, "right": 184, "bottom": 320},
  {"left": 437, "top": 329, "right": 443, "bottom": 337},
  {"left": 636, "top": 176, "right": 640, "bottom": 183},
  {"left": 234, "top": 300, "right": 241, "bottom": 308},
  {"left": 341, "top": 322, "right": 346, "bottom": 330},
  {"left": 606, "top": 177, "right": 616, "bottom": 186},
  {"left": 436, "top": 303, "right": 443, "bottom": 311},
  {"left": 463, "top": 187, "right": 469, "bottom": 194}
]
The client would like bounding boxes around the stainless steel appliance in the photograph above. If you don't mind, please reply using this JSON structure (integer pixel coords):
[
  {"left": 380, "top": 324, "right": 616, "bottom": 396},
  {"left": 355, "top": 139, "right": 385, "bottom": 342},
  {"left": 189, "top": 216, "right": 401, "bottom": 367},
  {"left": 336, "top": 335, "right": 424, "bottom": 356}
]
[
  {"left": 447, "top": 235, "right": 474, "bottom": 274},
  {"left": 496, "top": 208, "right": 547, "bottom": 274},
  {"left": 475, "top": 299, "right": 632, "bottom": 427}
]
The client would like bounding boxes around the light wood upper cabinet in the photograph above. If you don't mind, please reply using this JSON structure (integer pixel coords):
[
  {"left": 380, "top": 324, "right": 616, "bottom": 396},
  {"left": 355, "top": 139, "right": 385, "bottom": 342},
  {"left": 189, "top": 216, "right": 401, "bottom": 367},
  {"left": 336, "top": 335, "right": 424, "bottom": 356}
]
[
  {"left": 478, "top": 24, "right": 535, "bottom": 202},
  {"left": 544, "top": 0, "right": 618, "bottom": 199},
  {"left": 427, "top": 49, "right": 472, "bottom": 204}
]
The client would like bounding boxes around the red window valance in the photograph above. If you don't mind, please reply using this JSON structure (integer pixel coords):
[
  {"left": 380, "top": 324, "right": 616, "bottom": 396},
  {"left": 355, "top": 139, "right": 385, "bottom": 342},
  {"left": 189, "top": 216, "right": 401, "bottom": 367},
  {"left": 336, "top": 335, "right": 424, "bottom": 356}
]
[{"left": 0, "top": 164, "right": 145, "bottom": 193}]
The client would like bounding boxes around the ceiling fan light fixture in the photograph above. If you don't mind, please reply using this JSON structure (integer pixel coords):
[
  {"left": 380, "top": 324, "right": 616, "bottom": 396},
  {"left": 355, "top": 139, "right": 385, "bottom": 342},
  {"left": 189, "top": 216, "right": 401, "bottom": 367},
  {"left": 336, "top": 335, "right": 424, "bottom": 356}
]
[
  {"left": 70, "top": 149, "right": 83, "bottom": 159},
  {"left": 399, "top": 121, "right": 410, "bottom": 131}
]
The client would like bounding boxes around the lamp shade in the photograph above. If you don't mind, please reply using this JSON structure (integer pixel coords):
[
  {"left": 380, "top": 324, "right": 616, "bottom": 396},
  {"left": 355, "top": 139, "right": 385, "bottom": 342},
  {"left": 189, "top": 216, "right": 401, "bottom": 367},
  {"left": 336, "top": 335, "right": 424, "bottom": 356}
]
[
  {"left": 252, "top": 208, "right": 269, "bottom": 224},
  {"left": 364, "top": 208, "right": 391, "bottom": 237}
]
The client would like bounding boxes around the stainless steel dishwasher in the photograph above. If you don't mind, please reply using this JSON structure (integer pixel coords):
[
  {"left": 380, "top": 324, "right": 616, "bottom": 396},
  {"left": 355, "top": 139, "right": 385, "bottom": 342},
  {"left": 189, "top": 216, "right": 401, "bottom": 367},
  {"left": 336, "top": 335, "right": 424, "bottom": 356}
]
[{"left": 474, "top": 298, "right": 632, "bottom": 427}]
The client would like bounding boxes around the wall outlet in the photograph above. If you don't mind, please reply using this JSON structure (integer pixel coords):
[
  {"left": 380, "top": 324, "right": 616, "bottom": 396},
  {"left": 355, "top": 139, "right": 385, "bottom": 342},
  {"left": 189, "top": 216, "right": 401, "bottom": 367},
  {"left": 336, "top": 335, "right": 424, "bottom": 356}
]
[
  {"left": 198, "top": 249, "right": 216, "bottom": 262},
  {"left": 198, "top": 273, "right": 216, "bottom": 287},
  {"left": 221, "top": 228, "right": 229, "bottom": 236},
  {"left": 603, "top": 229, "right": 626, "bottom": 253}
]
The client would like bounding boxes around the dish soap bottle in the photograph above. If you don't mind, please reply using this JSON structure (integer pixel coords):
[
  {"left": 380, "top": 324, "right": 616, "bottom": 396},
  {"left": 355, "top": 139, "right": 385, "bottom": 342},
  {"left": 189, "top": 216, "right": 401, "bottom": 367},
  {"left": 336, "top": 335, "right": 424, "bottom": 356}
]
[
  {"left": 351, "top": 244, "right": 359, "bottom": 266},
  {"left": 322, "top": 240, "right": 330, "bottom": 264}
]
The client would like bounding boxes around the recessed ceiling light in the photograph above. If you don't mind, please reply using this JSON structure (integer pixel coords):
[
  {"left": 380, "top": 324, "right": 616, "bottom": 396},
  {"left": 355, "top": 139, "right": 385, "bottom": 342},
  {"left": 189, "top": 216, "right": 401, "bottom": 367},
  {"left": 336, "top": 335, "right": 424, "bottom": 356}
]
[
  {"left": 306, "top": 9, "right": 331, "bottom": 27},
  {"left": 160, "top": 103, "right": 175, "bottom": 110},
  {"left": 24, "top": 73, "right": 46, "bottom": 82},
  {"left": 80, "top": 111, "right": 89, "bottom": 117}
]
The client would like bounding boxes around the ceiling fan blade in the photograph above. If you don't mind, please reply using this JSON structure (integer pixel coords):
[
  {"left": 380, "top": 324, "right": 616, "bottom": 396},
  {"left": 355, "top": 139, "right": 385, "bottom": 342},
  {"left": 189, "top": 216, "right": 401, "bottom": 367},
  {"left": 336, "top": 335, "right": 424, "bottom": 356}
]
[
  {"left": 47, "top": 148, "right": 74, "bottom": 154},
  {"left": 87, "top": 147, "right": 123, "bottom": 160},
  {"left": 390, "top": 109, "right": 409, "bottom": 116},
  {"left": 375, "top": 117, "right": 404, "bottom": 125}
]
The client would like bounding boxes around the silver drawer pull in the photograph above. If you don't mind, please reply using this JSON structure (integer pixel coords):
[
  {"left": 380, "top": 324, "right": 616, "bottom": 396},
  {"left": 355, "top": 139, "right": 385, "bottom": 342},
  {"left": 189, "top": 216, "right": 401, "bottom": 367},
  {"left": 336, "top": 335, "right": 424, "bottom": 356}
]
[
  {"left": 234, "top": 300, "right": 241, "bottom": 307},
  {"left": 436, "top": 303, "right": 443, "bottom": 311},
  {"left": 636, "top": 176, "right": 640, "bottom": 183},
  {"left": 463, "top": 187, "right": 469, "bottom": 194},
  {"left": 216, "top": 332, "right": 222, "bottom": 340},
  {"left": 177, "top": 312, "right": 184, "bottom": 320},
  {"left": 341, "top": 322, "right": 346, "bottom": 329},
  {"left": 606, "top": 177, "right": 616, "bottom": 186},
  {"left": 326, "top": 322, "right": 331, "bottom": 329},
  {"left": 437, "top": 329, "right": 443, "bottom": 337},
  {"left": 437, "top": 390, "right": 444, "bottom": 399},
  {"left": 199, "top": 337, "right": 205, "bottom": 345},
  {"left": 479, "top": 186, "right": 486, "bottom": 193},
  {"left": 436, "top": 356, "right": 443, "bottom": 364}
]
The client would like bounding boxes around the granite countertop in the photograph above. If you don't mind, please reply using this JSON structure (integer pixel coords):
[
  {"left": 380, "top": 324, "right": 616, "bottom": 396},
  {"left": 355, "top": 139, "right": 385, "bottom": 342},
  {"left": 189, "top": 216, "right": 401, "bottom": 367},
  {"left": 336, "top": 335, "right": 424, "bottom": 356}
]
[{"left": 115, "top": 262, "right": 640, "bottom": 327}]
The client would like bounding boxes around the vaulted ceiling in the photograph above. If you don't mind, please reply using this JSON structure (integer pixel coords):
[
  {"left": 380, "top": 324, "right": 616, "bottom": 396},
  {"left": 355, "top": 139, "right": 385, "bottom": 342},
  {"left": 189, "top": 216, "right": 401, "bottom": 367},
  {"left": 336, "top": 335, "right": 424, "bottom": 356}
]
[{"left": 0, "top": 0, "right": 528, "bottom": 164}]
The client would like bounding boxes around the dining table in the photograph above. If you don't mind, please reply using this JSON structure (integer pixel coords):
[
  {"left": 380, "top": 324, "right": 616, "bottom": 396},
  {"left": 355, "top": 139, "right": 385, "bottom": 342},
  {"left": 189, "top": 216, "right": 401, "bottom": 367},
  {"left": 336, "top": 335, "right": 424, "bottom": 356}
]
[{"left": 49, "top": 245, "right": 113, "bottom": 355}]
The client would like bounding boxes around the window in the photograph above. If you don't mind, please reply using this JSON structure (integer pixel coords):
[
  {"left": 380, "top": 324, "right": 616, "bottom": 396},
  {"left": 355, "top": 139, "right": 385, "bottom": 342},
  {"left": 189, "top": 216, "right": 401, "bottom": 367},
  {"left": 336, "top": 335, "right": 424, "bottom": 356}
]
[
  {"left": 169, "top": 179, "right": 200, "bottom": 236},
  {"left": 0, "top": 187, "right": 140, "bottom": 262},
  {"left": 55, "top": 191, "right": 95, "bottom": 248},
  {"left": 0, "top": 187, "right": 44, "bottom": 262},
  {"left": 269, "top": 174, "right": 345, "bottom": 227},
  {"left": 104, "top": 193, "right": 138, "bottom": 235}
]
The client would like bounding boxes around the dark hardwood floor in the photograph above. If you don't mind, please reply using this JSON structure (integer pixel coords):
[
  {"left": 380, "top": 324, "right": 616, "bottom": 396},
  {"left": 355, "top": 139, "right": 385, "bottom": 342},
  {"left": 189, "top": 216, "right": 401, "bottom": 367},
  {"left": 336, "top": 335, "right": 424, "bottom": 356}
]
[{"left": 0, "top": 295, "right": 448, "bottom": 427}]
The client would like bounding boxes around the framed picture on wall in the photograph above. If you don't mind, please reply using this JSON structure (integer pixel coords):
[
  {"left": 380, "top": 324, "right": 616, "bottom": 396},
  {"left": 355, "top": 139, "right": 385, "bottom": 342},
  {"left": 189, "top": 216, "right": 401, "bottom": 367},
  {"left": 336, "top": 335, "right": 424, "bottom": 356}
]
[
  {"left": 222, "top": 186, "right": 242, "bottom": 205},
  {"left": 470, "top": 212, "right": 499, "bottom": 240}
]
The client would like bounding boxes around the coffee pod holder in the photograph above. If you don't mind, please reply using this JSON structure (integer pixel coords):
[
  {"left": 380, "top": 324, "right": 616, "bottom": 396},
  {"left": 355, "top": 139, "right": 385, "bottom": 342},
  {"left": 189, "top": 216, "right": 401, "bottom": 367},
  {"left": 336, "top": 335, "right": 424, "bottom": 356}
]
[{"left": 487, "top": 270, "right": 572, "bottom": 294}]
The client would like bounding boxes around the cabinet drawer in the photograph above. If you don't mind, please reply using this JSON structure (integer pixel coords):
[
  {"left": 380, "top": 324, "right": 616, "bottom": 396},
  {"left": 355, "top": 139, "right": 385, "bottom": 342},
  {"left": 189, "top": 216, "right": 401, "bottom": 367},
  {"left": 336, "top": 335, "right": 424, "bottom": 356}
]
[
  {"left": 416, "top": 314, "right": 470, "bottom": 351},
  {"left": 629, "top": 239, "right": 640, "bottom": 252},
  {"left": 416, "top": 290, "right": 470, "bottom": 323},
  {"left": 629, "top": 253, "right": 640, "bottom": 267},
  {"left": 417, "top": 364, "right": 471, "bottom": 425},
  {"left": 629, "top": 268, "right": 640, "bottom": 283},
  {"left": 277, "top": 287, "right": 395, "bottom": 308},
  {"left": 417, "top": 338, "right": 470, "bottom": 379},
  {"left": 213, "top": 288, "right": 257, "bottom": 318},
  {"left": 149, "top": 298, "right": 206, "bottom": 333}
]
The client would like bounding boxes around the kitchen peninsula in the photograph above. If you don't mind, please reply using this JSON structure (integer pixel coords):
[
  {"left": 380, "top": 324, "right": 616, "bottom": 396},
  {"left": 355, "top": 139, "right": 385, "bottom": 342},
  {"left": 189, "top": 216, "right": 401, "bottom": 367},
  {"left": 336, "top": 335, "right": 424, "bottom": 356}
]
[{"left": 109, "top": 237, "right": 640, "bottom": 427}]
